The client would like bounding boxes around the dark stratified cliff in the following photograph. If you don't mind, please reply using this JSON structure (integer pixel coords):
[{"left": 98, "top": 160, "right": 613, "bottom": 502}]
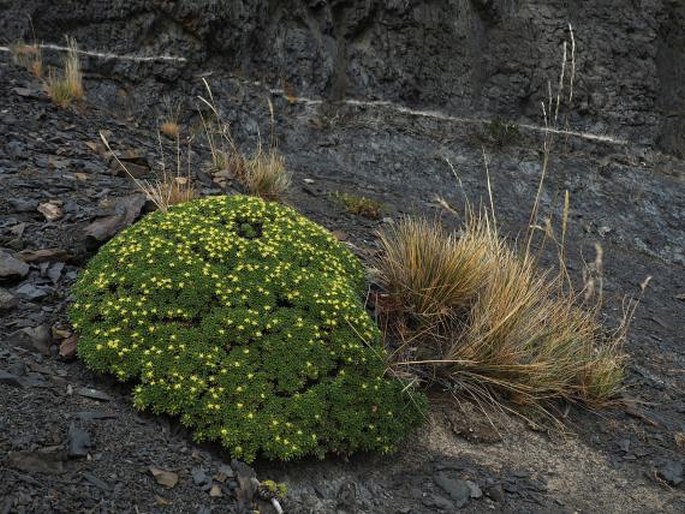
[{"left": 1, "top": 0, "right": 683, "bottom": 155}]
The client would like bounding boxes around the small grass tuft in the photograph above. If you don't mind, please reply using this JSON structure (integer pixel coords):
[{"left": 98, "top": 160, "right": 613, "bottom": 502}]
[
  {"left": 197, "top": 79, "right": 290, "bottom": 201},
  {"left": 160, "top": 121, "right": 180, "bottom": 139},
  {"left": 159, "top": 97, "right": 181, "bottom": 139},
  {"left": 11, "top": 42, "right": 43, "bottom": 77},
  {"left": 335, "top": 192, "right": 383, "bottom": 219},
  {"left": 45, "top": 37, "right": 84, "bottom": 107},
  {"left": 244, "top": 143, "right": 291, "bottom": 201}
]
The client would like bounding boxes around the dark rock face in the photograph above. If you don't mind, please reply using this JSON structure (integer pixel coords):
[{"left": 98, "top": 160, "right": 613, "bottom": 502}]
[
  {"left": 657, "top": 0, "right": 685, "bottom": 157},
  {"left": 1, "top": 0, "right": 680, "bottom": 152}
]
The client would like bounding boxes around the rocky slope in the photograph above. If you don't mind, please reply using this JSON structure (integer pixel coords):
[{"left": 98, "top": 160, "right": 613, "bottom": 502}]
[{"left": 0, "top": 1, "right": 684, "bottom": 513}]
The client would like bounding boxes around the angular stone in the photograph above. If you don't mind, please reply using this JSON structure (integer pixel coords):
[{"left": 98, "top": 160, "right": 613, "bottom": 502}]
[
  {"left": 0, "top": 251, "right": 29, "bottom": 281},
  {"left": 59, "top": 336, "right": 78, "bottom": 360},
  {"left": 435, "top": 472, "right": 471, "bottom": 508},
  {"left": 77, "top": 387, "right": 113, "bottom": 402},
  {"left": 149, "top": 466, "right": 179, "bottom": 488},
  {"left": 466, "top": 480, "right": 483, "bottom": 499},
  {"left": 192, "top": 466, "right": 210, "bottom": 487},
  {"left": 74, "top": 411, "right": 117, "bottom": 421},
  {"left": 14, "top": 283, "right": 50, "bottom": 301},
  {"left": 8, "top": 199, "right": 37, "bottom": 212},
  {"left": 0, "top": 370, "right": 24, "bottom": 388},
  {"left": 37, "top": 201, "right": 64, "bottom": 221},
  {"left": 657, "top": 460, "right": 684, "bottom": 486},
  {"left": 0, "top": 288, "right": 18, "bottom": 311},
  {"left": 7, "top": 325, "right": 51, "bottom": 355},
  {"left": 67, "top": 423, "right": 94, "bottom": 458},
  {"left": 9, "top": 451, "right": 65, "bottom": 474}
]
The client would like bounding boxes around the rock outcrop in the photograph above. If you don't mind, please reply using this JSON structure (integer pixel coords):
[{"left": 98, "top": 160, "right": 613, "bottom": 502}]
[{"left": 1, "top": 0, "right": 682, "bottom": 154}]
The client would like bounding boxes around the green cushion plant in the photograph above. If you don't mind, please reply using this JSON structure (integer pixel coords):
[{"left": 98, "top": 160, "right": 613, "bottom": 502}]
[{"left": 70, "top": 194, "right": 425, "bottom": 461}]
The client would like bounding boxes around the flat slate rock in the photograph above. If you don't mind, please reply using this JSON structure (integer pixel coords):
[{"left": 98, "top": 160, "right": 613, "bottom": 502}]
[
  {"left": 67, "top": 423, "right": 94, "bottom": 458},
  {"left": 0, "top": 288, "right": 19, "bottom": 310},
  {"left": 9, "top": 451, "right": 65, "bottom": 474},
  {"left": 435, "top": 472, "right": 471, "bottom": 508},
  {"left": 14, "top": 283, "right": 50, "bottom": 301},
  {"left": 7, "top": 325, "right": 51, "bottom": 355},
  {"left": 77, "top": 387, "right": 113, "bottom": 402},
  {"left": 0, "top": 250, "right": 29, "bottom": 281},
  {"left": 0, "top": 370, "right": 24, "bottom": 388},
  {"left": 73, "top": 410, "right": 118, "bottom": 421}
]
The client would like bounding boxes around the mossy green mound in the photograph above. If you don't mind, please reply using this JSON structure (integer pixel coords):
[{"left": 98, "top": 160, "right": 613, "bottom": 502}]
[{"left": 70, "top": 195, "right": 425, "bottom": 461}]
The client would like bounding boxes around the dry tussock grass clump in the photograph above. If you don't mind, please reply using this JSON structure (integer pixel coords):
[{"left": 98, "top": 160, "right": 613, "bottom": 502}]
[
  {"left": 244, "top": 144, "right": 291, "bottom": 201},
  {"left": 376, "top": 209, "right": 633, "bottom": 409},
  {"left": 160, "top": 120, "right": 180, "bottom": 139},
  {"left": 45, "top": 37, "right": 84, "bottom": 107},
  {"left": 155, "top": 175, "right": 197, "bottom": 207},
  {"left": 376, "top": 216, "right": 492, "bottom": 333}
]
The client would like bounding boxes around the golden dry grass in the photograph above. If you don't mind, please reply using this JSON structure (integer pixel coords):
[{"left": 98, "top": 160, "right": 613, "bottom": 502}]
[
  {"left": 377, "top": 210, "right": 631, "bottom": 409},
  {"left": 374, "top": 24, "right": 634, "bottom": 410},
  {"left": 159, "top": 97, "right": 181, "bottom": 139},
  {"left": 11, "top": 42, "right": 43, "bottom": 77},
  {"left": 244, "top": 144, "right": 291, "bottom": 201},
  {"left": 376, "top": 216, "right": 492, "bottom": 330},
  {"left": 45, "top": 37, "right": 84, "bottom": 107},
  {"left": 160, "top": 121, "right": 180, "bottom": 139}
]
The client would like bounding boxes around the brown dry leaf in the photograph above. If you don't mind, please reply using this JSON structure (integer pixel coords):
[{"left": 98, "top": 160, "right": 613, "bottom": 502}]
[
  {"left": 74, "top": 172, "right": 89, "bottom": 181},
  {"left": 209, "top": 484, "right": 222, "bottom": 497},
  {"left": 155, "top": 495, "right": 172, "bottom": 506},
  {"left": 84, "top": 140, "right": 103, "bottom": 154},
  {"left": 149, "top": 466, "right": 179, "bottom": 488},
  {"left": 38, "top": 202, "right": 63, "bottom": 221}
]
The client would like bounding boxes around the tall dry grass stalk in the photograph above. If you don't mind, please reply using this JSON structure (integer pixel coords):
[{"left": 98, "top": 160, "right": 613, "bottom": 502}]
[
  {"left": 99, "top": 130, "right": 196, "bottom": 214},
  {"left": 197, "top": 80, "right": 290, "bottom": 201}
]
